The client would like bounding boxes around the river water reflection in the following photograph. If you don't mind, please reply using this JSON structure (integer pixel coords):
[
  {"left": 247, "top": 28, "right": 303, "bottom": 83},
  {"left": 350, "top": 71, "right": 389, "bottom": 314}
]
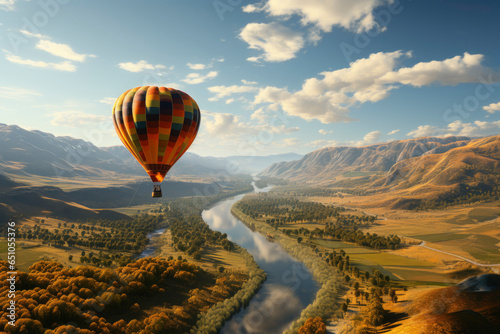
[{"left": 202, "top": 185, "right": 320, "bottom": 334}]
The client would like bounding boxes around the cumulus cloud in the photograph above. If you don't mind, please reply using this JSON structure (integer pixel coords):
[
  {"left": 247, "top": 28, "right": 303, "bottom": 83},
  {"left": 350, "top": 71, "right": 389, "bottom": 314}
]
[
  {"left": 253, "top": 51, "right": 500, "bottom": 123},
  {"left": 243, "top": 0, "right": 393, "bottom": 33},
  {"left": 407, "top": 125, "right": 439, "bottom": 138},
  {"left": 0, "top": 86, "right": 42, "bottom": 100},
  {"left": 208, "top": 84, "right": 258, "bottom": 101},
  {"left": 203, "top": 111, "right": 299, "bottom": 141},
  {"left": 51, "top": 111, "right": 106, "bottom": 127},
  {"left": 483, "top": 101, "right": 500, "bottom": 114},
  {"left": 387, "top": 129, "right": 400, "bottom": 135},
  {"left": 239, "top": 22, "right": 305, "bottom": 62},
  {"left": 36, "top": 40, "right": 96, "bottom": 62},
  {"left": 380, "top": 53, "right": 494, "bottom": 86},
  {"left": 445, "top": 120, "right": 500, "bottom": 137},
  {"left": 407, "top": 121, "right": 500, "bottom": 138},
  {"left": 182, "top": 71, "right": 218, "bottom": 84},
  {"left": 118, "top": 60, "right": 167, "bottom": 73},
  {"left": 357, "top": 130, "right": 382, "bottom": 146},
  {"left": 5, "top": 52, "right": 77, "bottom": 72}
]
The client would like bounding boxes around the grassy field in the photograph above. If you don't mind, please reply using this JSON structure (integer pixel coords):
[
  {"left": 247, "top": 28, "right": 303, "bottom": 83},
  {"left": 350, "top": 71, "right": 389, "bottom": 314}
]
[
  {"left": 0, "top": 239, "right": 82, "bottom": 271},
  {"left": 113, "top": 203, "right": 164, "bottom": 216},
  {"left": 310, "top": 195, "right": 500, "bottom": 265},
  {"left": 158, "top": 229, "right": 248, "bottom": 274},
  {"left": 468, "top": 207, "right": 500, "bottom": 222},
  {"left": 308, "top": 238, "right": 454, "bottom": 285},
  {"left": 410, "top": 232, "right": 470, "bottom": 243}
]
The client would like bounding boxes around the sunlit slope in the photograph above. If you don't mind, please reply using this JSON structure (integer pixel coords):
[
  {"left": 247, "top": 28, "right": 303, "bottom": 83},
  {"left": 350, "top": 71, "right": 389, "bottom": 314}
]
[
  {"left": 260, "top": 136, "right": 470, "bottom": 182},
  {"left": 375, "top": 135, "right": 499, "bottom": 189}
]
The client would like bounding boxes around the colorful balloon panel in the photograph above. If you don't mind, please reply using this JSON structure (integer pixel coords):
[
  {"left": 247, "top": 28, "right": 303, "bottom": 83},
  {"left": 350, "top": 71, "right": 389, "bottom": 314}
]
[{"left": 112, "top": 86, "right": 201, "bottom": 183}]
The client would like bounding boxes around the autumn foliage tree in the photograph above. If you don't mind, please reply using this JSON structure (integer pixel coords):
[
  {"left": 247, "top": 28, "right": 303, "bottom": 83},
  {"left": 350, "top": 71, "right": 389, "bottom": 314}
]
[{"left": 298, "top": 317, "right": 327, "bottom": 334}]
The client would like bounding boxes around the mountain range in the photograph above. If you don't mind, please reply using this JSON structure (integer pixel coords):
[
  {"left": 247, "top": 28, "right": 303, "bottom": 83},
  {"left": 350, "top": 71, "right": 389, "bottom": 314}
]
[
  {"left": 260, "top": 135, "right": 500, "bottom": 207},
  {"left": 0, "top": 123, "right": 301, "bottom": 181}
]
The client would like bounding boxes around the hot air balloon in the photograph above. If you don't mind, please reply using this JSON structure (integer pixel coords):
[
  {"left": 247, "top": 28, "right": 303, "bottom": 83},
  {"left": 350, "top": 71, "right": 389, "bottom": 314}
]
[{"left": 112, "top": 86, "right": 201, "bottom": 197}]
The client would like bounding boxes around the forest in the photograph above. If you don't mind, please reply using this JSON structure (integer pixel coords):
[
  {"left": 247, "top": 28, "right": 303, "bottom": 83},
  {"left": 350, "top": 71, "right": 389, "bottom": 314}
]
[{"left": 0, "top": 257, "right": 248, "bottom": 333}]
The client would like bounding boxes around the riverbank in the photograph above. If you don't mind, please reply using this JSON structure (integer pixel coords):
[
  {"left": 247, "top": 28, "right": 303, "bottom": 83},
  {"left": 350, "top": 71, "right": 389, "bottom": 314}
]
[
  {"left": 231, "top": 205, "right": 346, "bottom": 333},
  {"left": 157, "top": 194, "right": 268, "bottom": 334}
]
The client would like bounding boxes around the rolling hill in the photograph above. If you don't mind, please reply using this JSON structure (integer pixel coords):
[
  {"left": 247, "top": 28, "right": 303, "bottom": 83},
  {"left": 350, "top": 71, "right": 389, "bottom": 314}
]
[
  {"left": 385, "top": 274, "right": 500, "bottom": 334},
  {"left": 260, "top": 136, "right": 471, "bottom": 184}
]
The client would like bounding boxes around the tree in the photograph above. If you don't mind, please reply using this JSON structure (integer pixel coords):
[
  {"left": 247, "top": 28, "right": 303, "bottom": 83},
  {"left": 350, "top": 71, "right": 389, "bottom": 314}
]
[
  {"left": 298, "top": 317, "right": 326, "bottom": 334},
  {"left": 341, "top": 302, "right": 348, "bottom": 318},
  {"left": 68, "top": 255, "right": 73, "bottom": 261},
  {"left": 297, "top": 237, "right": 303, "bottom": 244},
  {"left": 365, "top": 297, "right": 385, "bottom": 327}
]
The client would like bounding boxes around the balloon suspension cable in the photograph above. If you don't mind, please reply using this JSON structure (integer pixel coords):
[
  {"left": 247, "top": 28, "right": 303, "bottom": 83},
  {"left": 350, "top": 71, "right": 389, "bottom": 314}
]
[{"left": 152, "top": 182, "right": 162, "bottom": 198}]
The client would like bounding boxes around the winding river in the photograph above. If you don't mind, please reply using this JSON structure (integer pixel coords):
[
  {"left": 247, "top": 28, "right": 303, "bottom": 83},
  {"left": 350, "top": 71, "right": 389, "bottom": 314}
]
[{"left": 202, "top": 185, "right": 320, "bottom": 334}]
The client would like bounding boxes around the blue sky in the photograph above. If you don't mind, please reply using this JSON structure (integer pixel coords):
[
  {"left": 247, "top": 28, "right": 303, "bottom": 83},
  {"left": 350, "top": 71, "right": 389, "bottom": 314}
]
[{"left": 0, "top": 0, "right": 499, "bottom": 156}]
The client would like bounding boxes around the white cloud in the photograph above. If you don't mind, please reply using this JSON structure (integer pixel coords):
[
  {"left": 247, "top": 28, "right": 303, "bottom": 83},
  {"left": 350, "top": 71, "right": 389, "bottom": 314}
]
[
  {"left": 225, "top": 98, "right": 235, "bottom": 104},
  {"left": 9, "top": 32, "right": 95, "bottom": 71},
  {"left": 36, "top": 40, "right": 95, "bottom": 62},
  {"left": 247, "top": 56, "right": 261, "bottom": 63},
  {"left": 208, "top": 84, "right": 258, "bottom": 101},
  {"left": 19, "top": 30, "right": 49, "bottom": 39},
  {"left": 254, "top": 86, "right": 353, "bottom": 123},
  {"left": 240, "top": 22, "right": 305, "bottom": 62},
  {"left": 319, "top": 129, "right": 333, "bottom": 135},
  {"left": 483, "top": 102, "right": 500, "bottom": 114},
  {"left": 253, "top": 51, "right": 500, "bottom": 123},
  {"left": 243, "top": 0, "right": 393, "bottom": 33},
  {"left": 186, "top": 57, "right": 224, "bottom": 70},
  {"left": 250, "top": 108, "right": 268, "bottom": 122},
  {"left": 407, "top": 125, "right": 439, "bottom": 138},
  {"left": 387, "top": 129, "right": 399, "bottom": 135},
  {"left": 182, "top": 71, "right": 218, "bottom": 84},
  {"left": 241, "top": 79, "right": 258, "bottom": 85},
  {"left": 118, "top": 60, "right": 167, "bottom": 73},
  {"left": 5, "top": 52, "right": 77, "bottom": 71},
  {"left": 381, "top": 53, "right": 495, "bottom": 86},
  {"left": 407, "top": 121, "right": 500, "bottom": 139},
  {"left": 187, "top": 63, "right": 207, "bottom": 70},
  {"left": 445, "top": 120, "right": 500, "bottom": 137},
  {"left": 357, "top": 130, "right": 381, "bottom": 146},
  {"left": 0, "top": 87, "right": 42, "bottom": 100},
  {"left": 99, "top": 97, "right": 116, "bottom": 105},
  {"left": 0, "top": 0, "right": 16, "bottom": 11},
  {"left": 51, "top": 111, "right": 106, "bottom": 127},
  {"left": 202, "top": 111, "right": 299, "bottom": 141}
]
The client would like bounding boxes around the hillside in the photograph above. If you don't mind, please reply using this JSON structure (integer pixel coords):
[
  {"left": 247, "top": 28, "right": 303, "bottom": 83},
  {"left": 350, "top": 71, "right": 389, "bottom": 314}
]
[
  {"left": 0, "top": 124, "right": 297, "bottom": 183},
  {"left": 260, "top": 136, "right": 470, "bottom": 184},
  {"left": 374, "top": 135, "right": 499, "bottom": 190},
  {"left": 384, "top": 274, "right": 500, "bottom": 334}
]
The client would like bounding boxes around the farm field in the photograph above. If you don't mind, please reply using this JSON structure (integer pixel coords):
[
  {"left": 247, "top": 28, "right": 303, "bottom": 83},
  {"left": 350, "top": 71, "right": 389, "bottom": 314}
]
[
  {"left": 309, "top": 238, "right": 455, "bottom": 285},
  {"left": 309, "top": 195, "right": 500, "bottom": 265}
]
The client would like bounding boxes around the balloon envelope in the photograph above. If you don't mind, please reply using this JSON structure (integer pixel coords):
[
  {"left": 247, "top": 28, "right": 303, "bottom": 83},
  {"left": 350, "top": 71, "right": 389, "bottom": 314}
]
[{"left": 112, "top": 86, "right": 201, "bottom": 195}]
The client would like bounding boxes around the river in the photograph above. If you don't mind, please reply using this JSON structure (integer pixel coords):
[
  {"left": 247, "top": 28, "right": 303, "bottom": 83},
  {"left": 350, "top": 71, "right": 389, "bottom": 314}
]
[{"left": 202, "top": 185, "right": 320, "bottom": 334}]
